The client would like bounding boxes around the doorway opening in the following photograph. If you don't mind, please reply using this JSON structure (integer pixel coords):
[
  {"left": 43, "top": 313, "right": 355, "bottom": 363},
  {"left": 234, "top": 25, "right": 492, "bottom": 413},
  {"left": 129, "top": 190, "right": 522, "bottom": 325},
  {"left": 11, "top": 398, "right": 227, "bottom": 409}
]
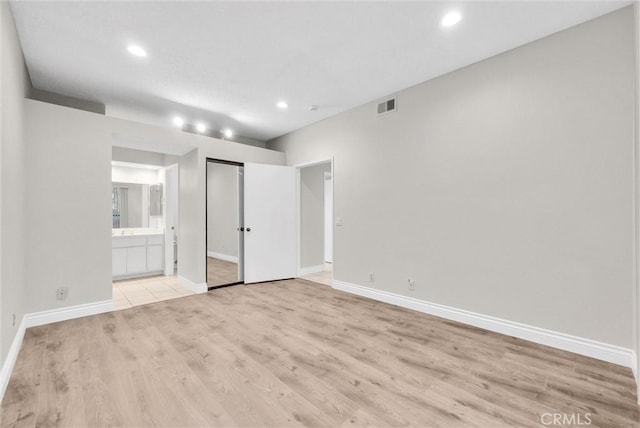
[
  {"left": 297, "top": 160, "right": 334, "bottom": 286},
  {"left": 111, "top": 158, "right": 188, "bottom": 311},
  {"left": 206, "top": 159, "right": 244, "bottom": 289}
]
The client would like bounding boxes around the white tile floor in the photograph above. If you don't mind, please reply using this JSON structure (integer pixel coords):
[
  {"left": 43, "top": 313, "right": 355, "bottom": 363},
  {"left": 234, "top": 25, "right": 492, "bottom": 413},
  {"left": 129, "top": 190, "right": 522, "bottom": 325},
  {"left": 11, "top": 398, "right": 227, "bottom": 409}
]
[
  {"left": 300, "top": 264, "right": 333, "bottom": 286},
  {"left": 112, "top": 275, "right": 195, "bottom": 311},
  {"left": 114, "top": 264, "right": 331, "bottom": 311}
]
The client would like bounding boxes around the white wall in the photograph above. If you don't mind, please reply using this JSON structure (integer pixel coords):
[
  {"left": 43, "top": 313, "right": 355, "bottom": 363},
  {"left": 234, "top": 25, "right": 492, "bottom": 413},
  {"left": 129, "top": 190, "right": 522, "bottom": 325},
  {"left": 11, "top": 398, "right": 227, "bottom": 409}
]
[
  {"left": 112, "top": 146, "right": 178, "bottom": 167},
  {"left": 634, "top": 1, "right": 640, "bottom": 389},
  {"left": 0, "top": 1, "right": 29, "bottom": 367},
  {"left": 105, "top": 104, "right": 267, "bottom": 149},
  {"left": 23, "top": 98, "right": 284, "bottom": 311},
  {"left": 207, "top": 163, "right": 239, "bottom": 259},
  {"left": 25, "top": 101, "right": 113, "bottom": 312},
  {"left": 111, "top": 165, "right": 160, "bottom": 184},
  {"left": 178, "top": 146, "right": 284, "bottom": 287},
  {"left": 300, "top": 163, "right": 331, "bottom": 268},
  {"left": 178, "top": 149, "right": 199, "bottom": 284},
  {"left": 271, "top": 8, "right": 635, "bottom": 348}
]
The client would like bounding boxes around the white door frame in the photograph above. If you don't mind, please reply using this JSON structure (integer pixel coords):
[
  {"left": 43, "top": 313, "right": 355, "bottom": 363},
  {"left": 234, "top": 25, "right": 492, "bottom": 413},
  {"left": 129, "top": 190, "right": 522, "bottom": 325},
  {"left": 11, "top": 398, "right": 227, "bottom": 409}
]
[
  {"left": 164, "top": 163, "right": 179, "bottom": 276},
  {"left": 294, "top": 158, "right": 334, "bottom": 280},
  {"left": 324, "top": 171, "right": 333, "bottom": 264}
]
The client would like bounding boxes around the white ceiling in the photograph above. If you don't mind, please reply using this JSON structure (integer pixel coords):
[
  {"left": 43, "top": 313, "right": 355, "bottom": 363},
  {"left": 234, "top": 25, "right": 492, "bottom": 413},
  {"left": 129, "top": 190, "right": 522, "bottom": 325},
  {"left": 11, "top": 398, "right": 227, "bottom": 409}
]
[{"left": 10, "top": 1, "right": 631, "bottom": 142}]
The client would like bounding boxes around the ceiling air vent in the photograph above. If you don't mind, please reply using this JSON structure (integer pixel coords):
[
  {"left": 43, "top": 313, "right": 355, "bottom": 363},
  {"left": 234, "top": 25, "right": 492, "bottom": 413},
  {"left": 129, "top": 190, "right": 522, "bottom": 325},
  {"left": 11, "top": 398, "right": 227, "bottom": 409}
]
[{"left": 377, "top": 97, "right": 397, "bottom": 116}]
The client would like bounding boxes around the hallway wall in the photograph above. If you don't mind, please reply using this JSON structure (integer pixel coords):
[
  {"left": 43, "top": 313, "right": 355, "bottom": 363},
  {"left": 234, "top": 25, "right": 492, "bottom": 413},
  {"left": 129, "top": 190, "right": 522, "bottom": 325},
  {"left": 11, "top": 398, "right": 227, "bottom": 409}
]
[{"left": 0, "top": 1, "right": 30, "bottom": 371}]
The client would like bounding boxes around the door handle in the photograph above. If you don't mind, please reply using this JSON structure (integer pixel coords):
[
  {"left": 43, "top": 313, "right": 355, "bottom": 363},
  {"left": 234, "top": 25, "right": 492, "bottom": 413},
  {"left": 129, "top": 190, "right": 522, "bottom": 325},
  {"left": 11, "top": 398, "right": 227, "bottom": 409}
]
[
  {"left": 237, "top": 227, "right": 245, "bottom": 232},
  {"left": 246, "top": 227, "right": 251, "bottom": 232}
]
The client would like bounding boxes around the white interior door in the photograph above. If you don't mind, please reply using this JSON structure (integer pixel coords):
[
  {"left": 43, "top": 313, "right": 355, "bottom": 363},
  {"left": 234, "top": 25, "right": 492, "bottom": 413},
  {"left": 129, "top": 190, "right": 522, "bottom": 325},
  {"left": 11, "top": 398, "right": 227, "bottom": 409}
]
[{"left": 244, "top": 163, "right": 297, "bottom": 283}]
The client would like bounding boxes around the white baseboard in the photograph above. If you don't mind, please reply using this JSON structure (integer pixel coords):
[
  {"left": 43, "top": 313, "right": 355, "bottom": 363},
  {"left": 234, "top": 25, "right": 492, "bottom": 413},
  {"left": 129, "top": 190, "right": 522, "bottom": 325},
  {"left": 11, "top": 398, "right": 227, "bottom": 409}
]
[
  {"left": 24, "top": 300, "right": 114, "bottom": 328},
  {"left": 207, "top": 251, "right": 238, "bottom": 264},
  {"left": 299, "top": 264, "right": 325, "bottom": 276},
  {"left": 332, "top": 280, "right": 634, "bottom": 369},
  {"left": 178, "top": 275, "right": 208, "bottom": 294},
  {"left": 1, "top": 299, "right": 114, "bottom": 403},
  {"left": 632, "top": 351, "right": 639, "bottom": 404},
  {"left": 0, "top": 317, "right": 26, "bottom": 403}
]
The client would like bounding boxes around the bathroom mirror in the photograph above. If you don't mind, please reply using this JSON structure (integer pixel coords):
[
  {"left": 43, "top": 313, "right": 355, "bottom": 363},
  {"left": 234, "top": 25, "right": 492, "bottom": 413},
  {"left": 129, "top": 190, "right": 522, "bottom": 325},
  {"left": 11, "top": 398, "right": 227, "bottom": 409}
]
[{"left": 112, "top": 182, "right": 150, "bottom": 228}]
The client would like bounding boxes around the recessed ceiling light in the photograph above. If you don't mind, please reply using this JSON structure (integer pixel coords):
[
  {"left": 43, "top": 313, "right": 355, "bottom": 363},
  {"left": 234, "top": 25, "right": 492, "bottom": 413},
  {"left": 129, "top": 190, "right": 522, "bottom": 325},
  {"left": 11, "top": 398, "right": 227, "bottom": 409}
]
[
  {"left": 441, "top": 11, "right": 462, "bottom": 27},
  {"left": 276, "top": 101, "right": 288, "bottom": 109},
  {"left": 127, "top": 44, "right": 147, "bottom": 57},
  {"left": 223, "top": 129, "right": 233, "bottom": 138},
  {"left": 196, "top": 123, "right": 206, "bottom": 133},
  {"left": 172, "top": 116, "right": 184, "bottom": 128}
]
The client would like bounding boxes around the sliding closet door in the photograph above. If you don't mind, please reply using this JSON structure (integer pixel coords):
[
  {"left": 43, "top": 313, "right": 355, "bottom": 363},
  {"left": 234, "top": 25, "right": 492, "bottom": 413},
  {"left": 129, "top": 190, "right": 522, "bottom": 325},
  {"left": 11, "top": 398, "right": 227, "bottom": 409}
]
[
  {"left": 206, "top": 161, "right": 243, "bottom": 287},
  {"left": 244, "top": 163, "right": 297, "bottom": 283}
]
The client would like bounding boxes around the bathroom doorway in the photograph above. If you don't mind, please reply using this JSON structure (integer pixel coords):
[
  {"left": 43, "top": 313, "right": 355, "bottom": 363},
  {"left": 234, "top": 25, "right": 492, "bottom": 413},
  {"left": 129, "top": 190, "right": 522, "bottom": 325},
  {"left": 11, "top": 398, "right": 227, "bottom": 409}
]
[{"left": 111, "top": 158, "right": 191, "bottom": 311}]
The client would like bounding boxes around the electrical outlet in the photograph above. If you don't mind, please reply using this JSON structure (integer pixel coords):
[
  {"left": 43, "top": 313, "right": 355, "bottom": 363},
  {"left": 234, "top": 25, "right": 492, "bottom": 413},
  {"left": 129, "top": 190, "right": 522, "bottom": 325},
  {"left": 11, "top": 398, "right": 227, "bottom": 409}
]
[
  {"left": 56, "top": 287, "right": 68, "bottom": 300},
  {"left": 408, "top": 279, "right": 415, "bottom": 291},
  {"left": 369, "top": 272, "right": 375, "bottom": 283}
]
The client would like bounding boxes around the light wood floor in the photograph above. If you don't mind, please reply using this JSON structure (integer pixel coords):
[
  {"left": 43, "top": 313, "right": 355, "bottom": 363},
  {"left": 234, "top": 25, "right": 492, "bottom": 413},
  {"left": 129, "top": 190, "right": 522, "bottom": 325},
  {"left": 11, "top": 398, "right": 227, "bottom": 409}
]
[
  {"left": 207, "top": 257, "right": 239, "bottom": 287},
  {"left": 1, "top": 279, "right": 638, "bottom": 427}
]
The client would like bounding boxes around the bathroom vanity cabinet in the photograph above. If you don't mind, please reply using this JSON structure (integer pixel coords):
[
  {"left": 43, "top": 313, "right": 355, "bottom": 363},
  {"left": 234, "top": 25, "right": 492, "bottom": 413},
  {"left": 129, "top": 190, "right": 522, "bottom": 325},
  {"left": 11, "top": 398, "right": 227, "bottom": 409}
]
[{"left": 112, "top": 233, "right": 164, "bottom": 279}]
